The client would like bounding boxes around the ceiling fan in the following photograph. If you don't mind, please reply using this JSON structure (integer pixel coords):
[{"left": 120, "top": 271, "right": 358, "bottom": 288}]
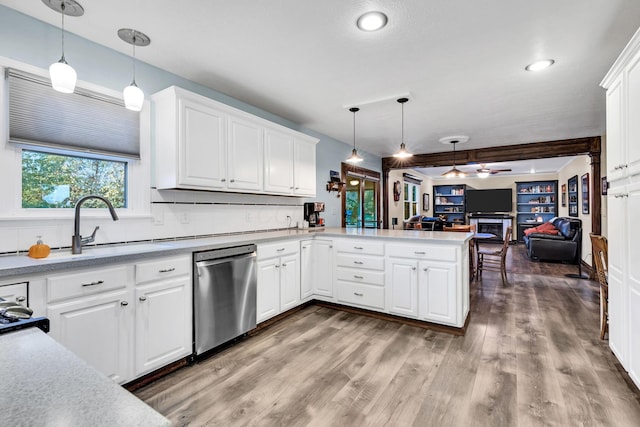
[{"left": 476, "top": 164, "right": 512, "bottom": 177}]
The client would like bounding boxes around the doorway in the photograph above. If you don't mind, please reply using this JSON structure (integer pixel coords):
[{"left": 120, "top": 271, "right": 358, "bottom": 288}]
[{"left": 341, "top": 163, "right": 381, "bottom": 228}]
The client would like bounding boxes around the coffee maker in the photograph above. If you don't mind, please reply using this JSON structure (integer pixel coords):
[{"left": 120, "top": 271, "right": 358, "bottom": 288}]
[{"left": 304, "top": 202, "right": 325, "bottom": 227}]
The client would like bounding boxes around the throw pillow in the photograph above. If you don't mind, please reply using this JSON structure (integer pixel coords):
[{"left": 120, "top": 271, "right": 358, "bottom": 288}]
[{"left": 524, "top": 222, "right": 560, "bottom": 236}]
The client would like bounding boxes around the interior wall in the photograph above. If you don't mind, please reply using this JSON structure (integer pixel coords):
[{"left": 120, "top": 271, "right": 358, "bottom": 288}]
[
  {"left": 0, "top": 5, "right": 381, "bottom": 252},
  {"left": 387, "top": 169, "right": 433, "bottom": 228},
  {"left": 600, "top": 133, "right": 608, "bottom": 237},
  {"left": 557, "top": 155, "right": 592, "bottom": 266}
]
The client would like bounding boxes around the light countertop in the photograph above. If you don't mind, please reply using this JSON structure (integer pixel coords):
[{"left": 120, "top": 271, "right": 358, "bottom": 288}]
[
  {"left": 0, "top": 227, "right": 471, "bottom": 279},
  {"left": 0, "top": 328, "right": 170, "bottom": 427}
]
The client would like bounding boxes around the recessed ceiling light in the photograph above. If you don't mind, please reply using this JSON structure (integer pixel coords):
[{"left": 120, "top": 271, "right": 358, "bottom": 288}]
[
  {"left": 525, "top": 59, "right": 555, "bottom": 72},
  {"left": 357, "top": 11, "right": 388, "bottom": 31}
]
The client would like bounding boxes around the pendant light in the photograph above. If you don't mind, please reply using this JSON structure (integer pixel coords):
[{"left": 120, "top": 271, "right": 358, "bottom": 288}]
[
  {"left": 393, "top": 97, "right": 413, "bottom": 158},
  {"left": 440, "top": 136, "right": 469, "bottom": 178},
  {"left": 43, "top": 0, "right": 84, "bottom": 93},
  {"left": 118, "top": 28, "right": 151, "bottom": 112},
  {"left": 346, "top": 107, "right": 364, "bottom": 163}
]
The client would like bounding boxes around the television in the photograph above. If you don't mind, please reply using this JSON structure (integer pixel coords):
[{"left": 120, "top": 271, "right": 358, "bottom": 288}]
[{"left": 465, "top": 188, "right": 512, "bottom": 213}]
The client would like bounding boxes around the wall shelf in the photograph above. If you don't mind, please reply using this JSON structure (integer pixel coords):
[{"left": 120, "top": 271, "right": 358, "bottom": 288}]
[{"left": 515, "top": 180, "right": 558, "bottom": 241}]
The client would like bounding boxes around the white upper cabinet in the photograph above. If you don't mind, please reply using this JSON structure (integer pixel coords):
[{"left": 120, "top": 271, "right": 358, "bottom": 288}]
[{"left": 152, "top": 86, "right": 317, "bottom": 196}]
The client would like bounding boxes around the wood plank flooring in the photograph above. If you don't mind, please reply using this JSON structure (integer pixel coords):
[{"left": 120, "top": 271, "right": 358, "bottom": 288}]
[{"left": 135, "top": 244, "right": 640, "bottom": 426}]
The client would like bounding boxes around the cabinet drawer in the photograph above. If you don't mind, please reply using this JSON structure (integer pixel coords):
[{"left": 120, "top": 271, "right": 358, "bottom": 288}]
[
  {"left": 336, "top": 268, "right": 384, "bottom": 286},
  {"left": 258, "top": 240, "right": 299, "bottom": 260},
  {"left": 136, "top": 256, "right": 191, "bottom": 284},
  {"left": 335, "top": 254, "right": 384, "bottom": 270},
  {"left": 337, "top": 282, "right": 384, "bottom": 309},
  {"left": 47, "top": 266, "right": 129, "bottom": 303},
  {"left": 386, "top": 244, "right": 457, "bottom": 262},
  {"left": 334, "top": 239, "right": 384, "bottom": 256}
]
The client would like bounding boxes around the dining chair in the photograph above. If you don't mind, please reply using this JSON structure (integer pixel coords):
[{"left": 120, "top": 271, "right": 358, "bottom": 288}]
[
  {"left": 477, "top": 226, "right": 512, "bottom": 285},
  {"left": 590, "top": 234, "right": 609, "bottom": 340},
  {"left": 443, "top": 224, "right": 475, "bottom": 277}
]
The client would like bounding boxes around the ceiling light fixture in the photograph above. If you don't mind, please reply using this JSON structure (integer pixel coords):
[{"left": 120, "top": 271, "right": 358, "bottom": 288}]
[
  {"left": 346, "top": 107, "right": 364, "bottom": 164},
  {"left": 440, "top": 136, "right": 469, "bottom": 178},
  {"left": 393, "top": 98, "right": 413, "bottom": 159},
  {"left": 357, "top": 11, "right": 388, "bottom": 31},
  {"left": 43, "top": 0, "right": 84, "bottom": 93},
  {"left": 525, "top": 59, "right": 555, "bottom": 71},
  {"left": 477, "top": 171, "right": 490, "bottom": 179},
  {"left": 118, "top": 28, "right": 151, "bottom": 112},
  {"left": 350, "top": 179, "right": 360, "bottom": 186}
]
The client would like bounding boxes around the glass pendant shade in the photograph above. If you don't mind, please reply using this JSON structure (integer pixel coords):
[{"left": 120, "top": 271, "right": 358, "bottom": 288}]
[
  {"left": 124, "top": 82, "right": 144, "bottom": 111},
  {"left": 393, "top": 142, "right": 412, "bottom": 158},
  {"left": 346, "top": 148, "right": 363, "bottom": 163},
  {"left": 443, "top": 167, "right": 466, "bottom": 178},
  {"left": 49, "top": 59, "right": 77, "bottom": 93}
]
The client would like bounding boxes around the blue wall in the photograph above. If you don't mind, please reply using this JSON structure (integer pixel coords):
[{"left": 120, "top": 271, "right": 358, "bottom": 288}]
[{"left": 0, "top": 5, "right": 381, "bottom": 227}]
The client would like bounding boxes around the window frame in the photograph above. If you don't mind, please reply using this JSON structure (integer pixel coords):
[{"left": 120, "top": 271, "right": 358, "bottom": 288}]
[
  {"left": 0, "top": 60, "right": 151, "bottom": 220},
  {"left": 403, "top": 181, "right": 420, "bottom": 220}
]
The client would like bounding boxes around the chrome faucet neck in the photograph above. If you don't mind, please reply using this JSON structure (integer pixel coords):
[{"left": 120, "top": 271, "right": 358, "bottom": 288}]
[{"left": 72, "top": 195, "right": 119, "bottom": 254}]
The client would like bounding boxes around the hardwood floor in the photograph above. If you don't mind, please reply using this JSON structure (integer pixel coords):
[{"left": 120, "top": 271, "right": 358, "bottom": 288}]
[{"left": 136, "top": 244, "right": 640, "bottom": 426}]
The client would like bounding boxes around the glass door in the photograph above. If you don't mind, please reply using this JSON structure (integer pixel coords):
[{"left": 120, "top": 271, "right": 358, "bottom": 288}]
[{"left": 342, "top": 164, "right": 380, "bottom": 229}]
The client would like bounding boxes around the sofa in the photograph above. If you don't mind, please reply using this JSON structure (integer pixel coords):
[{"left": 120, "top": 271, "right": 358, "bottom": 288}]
[{"left": 523, "top": 217, "right": 582, "bottom": 262}]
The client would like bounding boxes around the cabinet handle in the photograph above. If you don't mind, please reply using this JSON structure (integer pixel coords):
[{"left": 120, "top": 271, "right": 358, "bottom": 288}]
[
  {"left": 221, "top": 178, "right": 226, "bottom": 182},
  {"left": 423, "top": 267, "right": 429, "bottom": 272},
  {"left": 354, "top": 261, "right": 363, "bottom": 265},
  {"left": 277, "top": 248, "right": 285, "bottom": 252},
  {"left": 159, "top": 267, "right": 176, "bottom": 273},
  {"left": 295, "top": 187, "right": 299, "bottom": 190},
  {"left": 354, "top": 292, "right": 364, "bottom": 297},
  {"left": 81, "top": 280, "right": 104, "bottom": 287},
  {"left": 354, "top": 246, "right": 364, "bottom": 250},
  {"left": 329, "top": 245, "right": 333, "bottom": 248},
  {"left": 290, "top": 186, "right": 294, "bottom": 189},
  {"left": 230, "top": 179, "right": 235, "bottom": 182},
  {"left": 414, "top": 251, "right": 426, "bottom": 255},
  {"left": 16, "top": 296, "right": 26, "bottom": 303},
  {"left": 120, "top": 301, "right": 129, "bottom": 306},
  {"left": 412, "top": 267, "right": 416, "bottom": 271},
  {"left": 354, "top": 275, "right": 363, "bottom": 279},
  {"left": 282, "top": 263, "right": 287, "bottom": 267},
  {"left": 275, "top": 264, "right": 280, "bottom": 268},
  {"left": 139, "top": 296, "right": 147, "bottom": 302}
]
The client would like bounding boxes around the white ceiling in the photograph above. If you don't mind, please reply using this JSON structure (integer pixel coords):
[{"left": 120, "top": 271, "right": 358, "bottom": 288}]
[{"left": 2, "top": 1, "right": 640, "bottom": 160}]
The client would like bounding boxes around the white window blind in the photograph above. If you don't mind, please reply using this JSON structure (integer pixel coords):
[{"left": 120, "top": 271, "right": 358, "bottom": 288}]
[{"left": 7, "top": 69, "right": 140, "bottom": 159}]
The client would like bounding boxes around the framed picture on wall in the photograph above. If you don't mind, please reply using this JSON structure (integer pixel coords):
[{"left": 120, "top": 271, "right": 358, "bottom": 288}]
[
  {"left": 561, "top": 184, "right": 567, "bottom": 207},
  {"left": 568, "top": 175, "right": 578, "bottom": 217},
  {"left": 422, "top": 193, "right": 430, "bottom": 211},
  {"left": 582, "top": 173, "right": 590, "bottom": 214}
]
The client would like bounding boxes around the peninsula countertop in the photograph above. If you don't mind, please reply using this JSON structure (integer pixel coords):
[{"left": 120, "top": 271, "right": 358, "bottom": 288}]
[
  {"left": 0, "top": 227, "right": 472, "bottom": 279},
  {"left": 0, "top": 328, "right": 170, "bottom": 427}
]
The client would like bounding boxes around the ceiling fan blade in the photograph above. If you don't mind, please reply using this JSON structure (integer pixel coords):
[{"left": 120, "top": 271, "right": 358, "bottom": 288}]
[{"left": 489, "top": 168, "right": 512, "bottom": 174}]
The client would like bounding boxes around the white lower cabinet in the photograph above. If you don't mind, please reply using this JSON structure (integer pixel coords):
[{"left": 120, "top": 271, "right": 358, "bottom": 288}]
[
  {"left": 418, "top": 261, "right": 457, "bottom": 324},
  {"left": 334, "top": 238, "right": 385, "bottom": 310},
  {"left": 300, "top": 239, "right": 334, "bottom": 300},
  {"left": 257, "top": 241, "right": 300, "bottom": 323},
  {"left": 386, "top": 258, "right": 418, "bottom": 317},
  {"left": 46, "top": 255, "right": 192, "bottom": 384},
  {"left": 48, "top": 288, "right": 133, "bottom": 384}
]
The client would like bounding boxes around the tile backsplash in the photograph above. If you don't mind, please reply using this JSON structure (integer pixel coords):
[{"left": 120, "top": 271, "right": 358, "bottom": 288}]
[{"left": 0, "top": 189, "right": 305, "bottom": 254}]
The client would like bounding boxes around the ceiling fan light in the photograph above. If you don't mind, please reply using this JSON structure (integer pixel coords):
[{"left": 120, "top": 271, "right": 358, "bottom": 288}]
[
  {"left": 49, "top": 59, "right": 77, "bottom": 93},
  {"left": 123, "top": 82, "right": 144, "bottom": 111},
  {"left": 477, "top": 171, "right": 490, "bottom": 178}
]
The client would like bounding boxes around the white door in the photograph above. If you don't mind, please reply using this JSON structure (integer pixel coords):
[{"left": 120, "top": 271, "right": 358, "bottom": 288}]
[
  {"left": 386, "top": 258, "right": 418, "bottom": 317},
  {"left": 606, "top": 75, "right": 624, "bottom": 181},
  {"left": 227, "top": 115, "right": 263, "bottom": 191},
  {"left": 0, "top": 282, "right": 27, "bottom": 306},
  {"left": 280, "top": 253, "right": 300, "bottom": 311},
  {"left": 626, "top": 181, "right": 640, "bottom": 384},
  {"left": 418, "top": 261, "right": 457, "bottom": 325},
  {"left": 135, "top": 278, "right": 192, "bottom": 377},
  {"left": 264, "top": 128, "right": 294, "bottom": 194},
  {"left": 178, "top": 97, "right": 227, "bottom": 189},
  {"left": 314, "top": 240, "right": 334, "bottom": 298},
  {"left": 300, "top": 241, "right": 314, "bottom": 300},
  {"left": 48, "top": 290, "right": 133, "bottom": 383},
  {"left": 293, "top": 137, "right": 316, "bottom": 196},
  {"left": 626, "top": 51, "right": 640, "bottom": 178},
  {"left": 256, "top": 259, "right": 280, "bottom": 323},
  {"left": 608, "top": 185, "right": 628, "bottom": 364}
]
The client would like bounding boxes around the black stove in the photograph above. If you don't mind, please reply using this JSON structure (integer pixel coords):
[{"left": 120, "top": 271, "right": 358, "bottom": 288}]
[{"left": 0, "top": 297, "right": 49, "bottom": 335}]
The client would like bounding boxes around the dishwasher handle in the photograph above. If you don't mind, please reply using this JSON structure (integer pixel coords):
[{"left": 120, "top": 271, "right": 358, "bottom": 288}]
[{"left": 195, "top": 251, "right": 256, "bottom": 269}]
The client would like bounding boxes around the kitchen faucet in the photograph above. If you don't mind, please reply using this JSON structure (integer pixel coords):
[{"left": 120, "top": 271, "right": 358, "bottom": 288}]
[{"left": 72, "top": 195, "right": 119, "bottom": 254}]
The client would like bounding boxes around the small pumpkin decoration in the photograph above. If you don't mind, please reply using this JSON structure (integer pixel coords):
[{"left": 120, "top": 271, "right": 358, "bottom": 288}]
[{"left": 28, "top": 236, "right": 51, "bottom": 259}]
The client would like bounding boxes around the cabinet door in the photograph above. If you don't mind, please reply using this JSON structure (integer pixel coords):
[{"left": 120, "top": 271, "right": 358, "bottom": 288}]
[
  {"left": 227, "top": 115, "right": 263, "bottom": 191},
  {"left": 626, "top": 51, "right": 640, "bottom": 178},
  {"left": 300, "top": 241, "right": 314, "bottom": 300},
  {"left": 608, "top": 185, "right": 627, "bottom": 363},
  {"left": 48, "top": 289, "right": 133, "bottom": 383},
  {"left": 314, "top": 240, "right": 334, "bottom": 298},
  {"left": 264, "top": 128, "right": 294, "bottom": 194},
  {"left": 0, "top": 282, "right": 28, "bottom": 306},
  {"left": 293, "top": 137, "right": 316, "bottom": 196},
  {"left": 135, "top": 277, "right": 192, "bottom": 377},
  {"left": 256, "top": 259, "right": 280, "bottom": 323},
  {"left": 626, "top": 181, "right": 640, "bottom": 384},
  {"left": 386, "top": 258, "right": 418, "bottom": 317},
  {"left": 606, "top": 74, "right": 625, "bottom": 182},
  {"left": 178, "top": 97, "right": 227, "bottom": 189},
  {"left": 280, "top": 253, "right": 300, "bottom": 311},
  {"left": 418, "top": 261, "right": 457, "bottom": 325}
]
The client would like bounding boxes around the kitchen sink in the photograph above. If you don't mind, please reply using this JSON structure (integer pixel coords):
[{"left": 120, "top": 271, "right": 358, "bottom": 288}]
[{"left": 38, "top": 242, "right": 175, "bottom": 261}]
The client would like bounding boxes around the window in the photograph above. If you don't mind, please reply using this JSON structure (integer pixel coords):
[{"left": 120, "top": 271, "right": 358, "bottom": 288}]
[
  {"left": 21, "top": 149, "right": 127, "bottom": 209},
  {"left": 404, "top": 182, "right": 419, "bottom": 220}
]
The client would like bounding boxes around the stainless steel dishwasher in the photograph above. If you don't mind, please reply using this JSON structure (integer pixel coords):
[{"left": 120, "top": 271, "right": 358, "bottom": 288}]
[{"left": 193, "top": 244, "right": 257, "bottom": 356}]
